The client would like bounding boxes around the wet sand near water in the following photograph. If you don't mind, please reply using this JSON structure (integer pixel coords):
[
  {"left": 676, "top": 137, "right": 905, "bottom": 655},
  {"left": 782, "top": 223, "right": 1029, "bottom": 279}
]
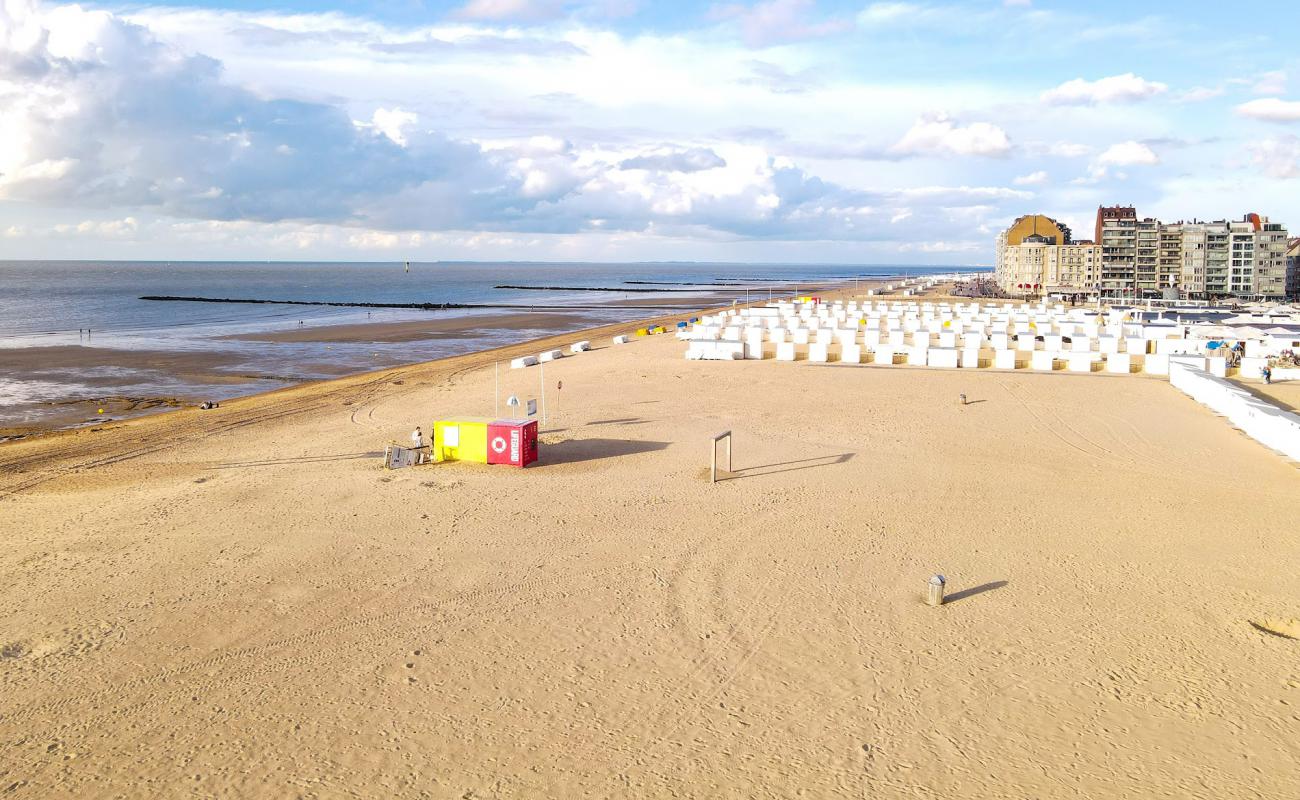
[
  {"left": 226, "top": 311, "right": 596, "bottom": 344},
  {"left": 0, "top": 346, "right": 243, "bottom": 375},
  {"left": 0, "top": 288, "right": 1297, "bottom": 798},
  {"left": 0, "top": 347, "right": 258, "bottom": 439}
]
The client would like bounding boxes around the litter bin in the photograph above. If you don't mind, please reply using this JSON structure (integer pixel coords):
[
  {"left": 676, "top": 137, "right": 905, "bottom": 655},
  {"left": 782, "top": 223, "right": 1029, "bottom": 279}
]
[{"left": 927, "top": 574, "right": 946, "bottom": 607}]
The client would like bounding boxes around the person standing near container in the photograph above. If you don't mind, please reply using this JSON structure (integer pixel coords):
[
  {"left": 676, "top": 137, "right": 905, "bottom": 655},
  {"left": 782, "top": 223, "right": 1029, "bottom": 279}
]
[{"left": 411, "top": 426, "right": 426, "bottom": 463}]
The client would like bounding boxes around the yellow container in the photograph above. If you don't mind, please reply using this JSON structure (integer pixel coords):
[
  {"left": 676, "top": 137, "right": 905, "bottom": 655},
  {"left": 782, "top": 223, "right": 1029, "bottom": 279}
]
[
  {"left": 636, "top": 328, "right": 648, "bottom": 336},
  {"left": 432, "top": 418, "right": 492, "bottom": 463}
]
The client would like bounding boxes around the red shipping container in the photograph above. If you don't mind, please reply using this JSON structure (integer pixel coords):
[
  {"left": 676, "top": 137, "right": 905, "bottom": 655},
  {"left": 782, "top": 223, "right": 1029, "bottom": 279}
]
[{"left": 487, "top": 419, "right": 539, "bottom": 467}]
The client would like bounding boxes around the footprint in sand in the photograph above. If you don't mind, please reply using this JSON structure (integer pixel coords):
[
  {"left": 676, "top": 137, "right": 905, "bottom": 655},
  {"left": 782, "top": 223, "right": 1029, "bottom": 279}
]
[{"left": 1, "top": 623, "right": 119, "bottom": 664}]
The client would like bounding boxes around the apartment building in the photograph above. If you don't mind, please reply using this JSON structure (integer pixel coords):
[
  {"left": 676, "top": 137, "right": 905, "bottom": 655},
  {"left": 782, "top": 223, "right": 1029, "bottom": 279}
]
[
  {"left": 1096, "top": 209, "right": 1165, "bottom": 295},
  {"left": 1068, "top": 208, "right": 1292, "bottom": 300},
  {"left": 998, "top": 209, "right": 1294, "bottom": 300},
  {"left": 1288, "top": 238, "right": 1300, "bottom": 298},
  {"left": 995, "top": 233, "right": 1100, "bottom": 295}
]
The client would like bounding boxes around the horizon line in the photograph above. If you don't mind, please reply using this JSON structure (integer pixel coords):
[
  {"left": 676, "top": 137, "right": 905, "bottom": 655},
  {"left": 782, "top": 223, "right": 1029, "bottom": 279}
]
[{"left": 0, "top": 258, "right": 993, "bottom": 268}]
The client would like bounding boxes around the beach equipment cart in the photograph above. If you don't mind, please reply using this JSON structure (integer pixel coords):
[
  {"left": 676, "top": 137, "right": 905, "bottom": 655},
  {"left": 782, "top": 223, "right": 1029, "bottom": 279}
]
[
  {"left": 432, "top": 418, "right": 493, "bottom": 463},
  {"left": 487, "top": 419, "right": 539, "bottom": 467}
]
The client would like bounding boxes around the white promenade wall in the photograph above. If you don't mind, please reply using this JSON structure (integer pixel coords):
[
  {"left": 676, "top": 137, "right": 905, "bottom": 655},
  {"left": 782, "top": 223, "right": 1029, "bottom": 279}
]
[{"left": 1169, "top": 361, "right": 1300, "bottom": 462}]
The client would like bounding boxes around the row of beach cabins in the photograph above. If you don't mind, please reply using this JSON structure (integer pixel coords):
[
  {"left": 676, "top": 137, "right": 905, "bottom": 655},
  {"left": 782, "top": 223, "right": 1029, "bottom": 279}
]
[
  {"left": 682, "top": 299, "right": 1300, "bottom": 381},
  {"left": 681, "top": 298, "right": 1300, "bottom": 462}
]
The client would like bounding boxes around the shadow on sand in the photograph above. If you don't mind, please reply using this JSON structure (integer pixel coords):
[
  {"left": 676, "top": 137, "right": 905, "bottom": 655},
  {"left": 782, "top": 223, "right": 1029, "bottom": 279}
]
[
  {"left": 539, "top": 438, "right": 670, "bottom": 466},
  {"left": 720, "top": 452, "right": 855, "bottom": 481},
  {"left": 541, "top": 417, "right": 650, "bottom": 435},
  {"left": 944, "top": 580, "right": 1008, "bottom": 604},
  {"left": 216, "top": 451, "right": 385, "bottom": 469}
]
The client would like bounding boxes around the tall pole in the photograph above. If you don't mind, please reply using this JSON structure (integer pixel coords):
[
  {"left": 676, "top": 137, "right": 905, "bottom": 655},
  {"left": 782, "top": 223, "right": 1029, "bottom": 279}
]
[{"left": 539, "top": 360, "right": 547, "bottom": 426}]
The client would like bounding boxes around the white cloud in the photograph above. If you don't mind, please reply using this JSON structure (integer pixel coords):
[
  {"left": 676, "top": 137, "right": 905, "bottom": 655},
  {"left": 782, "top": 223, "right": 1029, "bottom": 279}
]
[
  {"left": 455, "top": 0, "right": 566, "bottom": 21},
  {"left": 1236, "top": 98, "right": 1300, "bottom": 122},
  {"left": 1095, "top": 141, "right": 1159, "bottom": 166},
  {"left": 1013, "top": 170, "right": 1048, "bottom": 186},
  {"left": 1041, "top": 73, "right": 1168, "bottom": 106},
  {"left": 1177, "top": 86, "right": 1224, "bottom": 103},
  {"left": 898, "top": 240, "right": 983, "bottom": 253},
  {"left": 1072, "top": 141, "right": 1158, "bottom": 184},
  {"left": 619, "top": 147, "right": 727, "bottom": 172},
  {"left": 891, "top": 113, "right": 1011, "bottom": 158},
  {"left": 857, "top": 2, "right": 921, "bottom": 25},
  {"left": 1, "top": 0, "right": 1031, "bottom": 250},
  {"left": 1048, "top": 142, "right": 1092, "bottom": 158},
  {"left": 897, "top": 185, "right": 1031, "bottom": 201},
  {"left": 1252, "top": 70, "right": 1287, "bottom": 96},
  {"left": 2, "top": 0, "right": 1205, "bottom": 262},
  {"left": 369, "top": 108, "right": 419, "bottom": 147},
  {"left": 712, "top": 0, "right": 853, "bottom": 47},
  {"left": 1249, "top": 136, "right": 1300, "bottom": 179}
]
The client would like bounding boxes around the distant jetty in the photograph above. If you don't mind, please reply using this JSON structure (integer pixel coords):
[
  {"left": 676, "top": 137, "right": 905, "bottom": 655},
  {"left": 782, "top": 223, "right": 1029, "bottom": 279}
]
[
  {"left": 492, "top": 285, "right": 698, "bottom": 293},
  {"left": 139, "top": 295, "right": 689, "bottom": 310}
]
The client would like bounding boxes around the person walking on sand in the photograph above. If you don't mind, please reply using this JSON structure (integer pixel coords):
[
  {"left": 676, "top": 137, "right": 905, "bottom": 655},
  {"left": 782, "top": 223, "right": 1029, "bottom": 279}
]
[{"left": 1262, "top": 365, "right": 1272, "bottom": 385}]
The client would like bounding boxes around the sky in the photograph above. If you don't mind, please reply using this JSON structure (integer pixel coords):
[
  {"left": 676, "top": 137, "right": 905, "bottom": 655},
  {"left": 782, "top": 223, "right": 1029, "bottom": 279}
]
[{"left": 2, "top": 0, "right": 1299, "bottom": 263}]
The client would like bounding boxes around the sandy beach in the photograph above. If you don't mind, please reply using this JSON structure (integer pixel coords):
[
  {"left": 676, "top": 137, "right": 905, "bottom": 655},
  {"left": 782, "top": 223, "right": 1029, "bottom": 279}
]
[{"left": 1, "top": 289, "right": 1297, "bottom": 798}]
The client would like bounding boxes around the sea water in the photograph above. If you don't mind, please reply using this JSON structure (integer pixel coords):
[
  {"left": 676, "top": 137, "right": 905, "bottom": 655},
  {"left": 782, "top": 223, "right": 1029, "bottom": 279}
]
[{"left": 0, "top": 260, "right": 975, "bottom": 428}]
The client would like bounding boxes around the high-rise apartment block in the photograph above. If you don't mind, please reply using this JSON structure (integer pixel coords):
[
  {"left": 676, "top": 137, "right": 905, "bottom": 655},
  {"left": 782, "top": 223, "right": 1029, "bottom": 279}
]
[
  {"left": 996, "top": 207, "right": 1296, "bottom": 300},
  {"left": 1287, "top": 238, "right": 1300, "bottom": 298}
]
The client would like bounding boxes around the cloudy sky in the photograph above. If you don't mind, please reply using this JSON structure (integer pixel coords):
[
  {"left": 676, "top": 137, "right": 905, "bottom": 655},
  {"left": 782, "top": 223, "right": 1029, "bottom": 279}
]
[{"left": 2, "top": 0, "right": 1299, "bottom": 263}]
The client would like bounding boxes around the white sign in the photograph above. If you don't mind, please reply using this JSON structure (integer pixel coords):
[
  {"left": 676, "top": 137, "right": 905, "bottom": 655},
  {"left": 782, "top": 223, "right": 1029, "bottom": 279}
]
[
  {"left": 385, "top": 444, "right": 420, "bottom": 470},
  {"left": 527, "top": 399, "right": 537, "bottom": 416},
  {"left": 444, "top": 425, "right": 460, "bottom": 446}
]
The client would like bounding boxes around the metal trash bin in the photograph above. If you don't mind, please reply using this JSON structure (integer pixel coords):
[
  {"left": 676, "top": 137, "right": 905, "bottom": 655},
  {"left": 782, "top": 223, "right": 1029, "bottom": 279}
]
[{"left": 927, "top": 574, "right": 946, "bottom": 607}]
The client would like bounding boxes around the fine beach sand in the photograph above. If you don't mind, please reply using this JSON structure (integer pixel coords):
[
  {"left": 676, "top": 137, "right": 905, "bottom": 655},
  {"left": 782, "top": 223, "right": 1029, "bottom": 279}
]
[{"left": 1, "top": 292, "right": 1297, "bottom": 798}]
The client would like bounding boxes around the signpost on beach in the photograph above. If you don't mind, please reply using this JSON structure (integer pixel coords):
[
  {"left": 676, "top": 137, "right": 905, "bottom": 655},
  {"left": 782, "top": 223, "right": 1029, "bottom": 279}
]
[
  {"left": 710, "top": 430, "right": 732, "bottom": 484},
  {"left": 538, "top": 361, "right": 547, "bottom": 425}
]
